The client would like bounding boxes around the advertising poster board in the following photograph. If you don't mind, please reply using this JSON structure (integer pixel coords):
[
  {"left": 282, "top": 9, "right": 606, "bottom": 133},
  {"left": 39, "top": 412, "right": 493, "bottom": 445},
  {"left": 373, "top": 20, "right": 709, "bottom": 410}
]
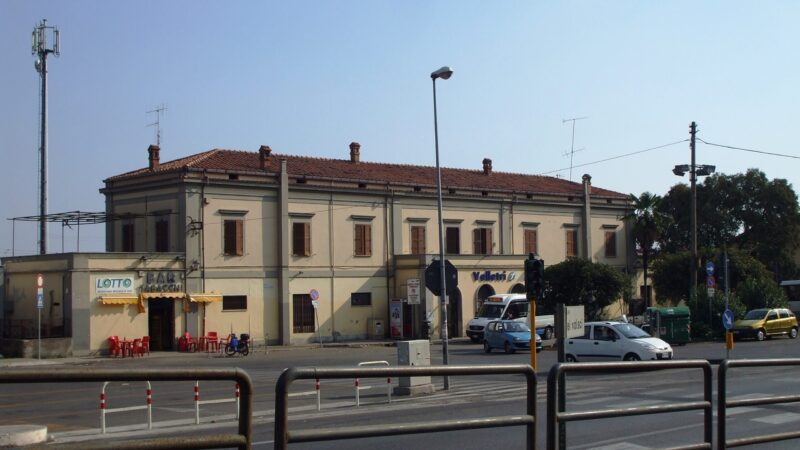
[{"left": 390, "top": 298, "right": 403, "bottom": 339}]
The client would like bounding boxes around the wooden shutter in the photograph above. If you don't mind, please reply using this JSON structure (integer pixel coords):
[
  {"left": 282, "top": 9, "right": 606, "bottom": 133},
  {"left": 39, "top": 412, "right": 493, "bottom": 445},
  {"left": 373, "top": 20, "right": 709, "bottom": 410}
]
[
  {"left": 364, "top": 224, "right": 372, "bottom": 256},
  {"left": 355, "top": 224, "right": 371, "bottom": 256},
  {"left": 122, "top": 223, "right": 135, "bottom": 252},
  {"left": 446, "top": 227, "right": 460, "bottom": 254},
  {"left": 411, "top": 226, "right": 425, "bottom": 254},
  {"left": 235, "top": 220, "right": 244, "bottom": 256},
  {"left": 566, "top": 229, "right": 577, "bottom": 257},
  {"left": 524, "top": 229, "right": 537, "bottom": 255},
  {"left": 605, "top": 231, "right": 617, "bottom": 257},
  {"left": 303, "top": 223, "right": 311, "bottom": 256},
  {"left": 473, "top": 229, "right": 482, "bottom": 254},
  {"left": 485, "top": 228, "right": 493, "bottom": 255},
  {"left": 293, "top": 222, "right": 310, "bottom": 256},
  {"left": 155, "top": 219, "right": 169, "bottom": 252}
]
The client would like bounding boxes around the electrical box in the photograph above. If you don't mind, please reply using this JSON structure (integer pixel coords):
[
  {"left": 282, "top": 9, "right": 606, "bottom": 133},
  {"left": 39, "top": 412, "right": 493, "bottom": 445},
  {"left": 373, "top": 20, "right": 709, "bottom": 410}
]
[
  {"left": 394, "top": 340, "right": 434, "bottom": 395},
  {"left": 369, "top": 319, "right": 385, "bottom": 339}
]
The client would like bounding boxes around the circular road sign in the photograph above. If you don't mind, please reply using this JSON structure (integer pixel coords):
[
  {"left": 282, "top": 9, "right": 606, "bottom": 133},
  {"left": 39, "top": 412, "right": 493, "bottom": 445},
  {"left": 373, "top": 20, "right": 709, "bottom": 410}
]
[
  {"left": 310, "top": 289, "right": 319, "bottom": 301},
  {"left": 722, "top": 309, "right": 734, "bottom": 330},
  {"left": 706, "top": 261, "right": 715, "bottom": 276}
]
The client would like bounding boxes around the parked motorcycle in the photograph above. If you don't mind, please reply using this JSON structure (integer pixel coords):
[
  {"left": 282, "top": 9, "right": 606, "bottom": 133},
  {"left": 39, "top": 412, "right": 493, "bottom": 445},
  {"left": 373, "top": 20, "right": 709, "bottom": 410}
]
[{"left": 225, "top": 333, "right": 250, "bottom": 356}]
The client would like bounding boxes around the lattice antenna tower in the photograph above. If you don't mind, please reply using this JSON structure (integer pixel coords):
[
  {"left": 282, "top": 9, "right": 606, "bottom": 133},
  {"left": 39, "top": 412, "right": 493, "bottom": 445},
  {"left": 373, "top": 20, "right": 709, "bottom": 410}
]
[
  {"left": 562, "top": 116, "right": 588, "bottom": 182},
  {"left": 147, "top": 104, "right": 167, "bottom": 146},
  {"left": 32, "top": 19, "right": 60, "bottom": 255}
]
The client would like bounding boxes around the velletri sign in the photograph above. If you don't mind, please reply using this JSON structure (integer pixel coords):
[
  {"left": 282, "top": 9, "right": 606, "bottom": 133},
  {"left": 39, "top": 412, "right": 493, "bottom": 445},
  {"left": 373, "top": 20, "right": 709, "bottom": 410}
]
[
  {"left": 472, "top": 271, "right": 516, "bottom": 282},
  {"left": 95, "top": 275, "right": 135, "bottom": 294}
]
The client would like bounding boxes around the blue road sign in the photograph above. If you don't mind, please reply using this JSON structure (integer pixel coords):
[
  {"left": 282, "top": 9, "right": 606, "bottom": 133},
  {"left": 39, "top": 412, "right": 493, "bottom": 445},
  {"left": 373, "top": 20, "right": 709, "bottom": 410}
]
[
  {"left": 706, "top": 261, "right": 715, "bottom": 276},
  {"left": 36, "top": 292, "right": 44, "bottom": 309},
  {"left": 723, "top": 309, "right": 734, "bottom": 330}
]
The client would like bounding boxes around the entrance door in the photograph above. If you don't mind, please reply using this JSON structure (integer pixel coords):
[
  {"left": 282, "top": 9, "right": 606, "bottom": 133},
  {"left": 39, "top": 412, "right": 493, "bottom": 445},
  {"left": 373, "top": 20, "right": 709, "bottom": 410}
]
[
  {"left": 148, "top": 299, "right": 175, "bottom": 351},
  {"left": 447, "top": 289, "right": 462, "bottom": 338}
]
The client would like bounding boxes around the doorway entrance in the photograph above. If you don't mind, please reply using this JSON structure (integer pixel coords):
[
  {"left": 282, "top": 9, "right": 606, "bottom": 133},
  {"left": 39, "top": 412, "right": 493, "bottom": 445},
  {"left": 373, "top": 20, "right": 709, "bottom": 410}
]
[
  {"left": 447, "top": 289, "right": 462, "bottom": 338},
  {"left": 148, "top": 299, "right": 175, "bottom": 351}
]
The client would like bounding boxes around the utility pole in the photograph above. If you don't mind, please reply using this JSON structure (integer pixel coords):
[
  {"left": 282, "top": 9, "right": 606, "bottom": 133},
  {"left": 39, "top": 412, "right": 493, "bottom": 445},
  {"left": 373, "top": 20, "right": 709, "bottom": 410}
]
[
  {"left": 32, "top": 20, "right": 60, "bottom": 255},
  {"left": 689, "top": 122, "right": 698, "bottom": 311},
  {"left": 562, "top": 117, "right": 587, "bottom": 182}
]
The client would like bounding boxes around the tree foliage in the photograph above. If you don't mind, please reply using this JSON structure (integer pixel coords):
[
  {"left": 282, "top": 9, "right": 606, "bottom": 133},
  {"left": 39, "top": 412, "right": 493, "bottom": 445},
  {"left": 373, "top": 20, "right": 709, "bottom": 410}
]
[
  {"left": 658, "top": 169, "right": 800, "bottom": 280},
  {"left": 543, "top": 258, "right": 629, "bottom": 320},
  {"left": 623, "top": 192, "right": 671, "bottom": 307}
]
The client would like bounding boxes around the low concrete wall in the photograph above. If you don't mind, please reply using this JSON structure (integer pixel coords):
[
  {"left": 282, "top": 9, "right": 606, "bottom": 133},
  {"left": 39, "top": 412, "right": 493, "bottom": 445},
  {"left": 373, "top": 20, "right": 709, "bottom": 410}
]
[{"left": 0, "top": 338, "right": 73, "bottom": 358}]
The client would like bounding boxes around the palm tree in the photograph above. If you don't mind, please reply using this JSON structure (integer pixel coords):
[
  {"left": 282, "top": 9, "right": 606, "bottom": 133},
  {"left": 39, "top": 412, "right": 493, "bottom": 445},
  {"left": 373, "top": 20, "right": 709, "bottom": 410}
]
[{"left": 624, "top": 192, "right": 670, "bottom": 307}]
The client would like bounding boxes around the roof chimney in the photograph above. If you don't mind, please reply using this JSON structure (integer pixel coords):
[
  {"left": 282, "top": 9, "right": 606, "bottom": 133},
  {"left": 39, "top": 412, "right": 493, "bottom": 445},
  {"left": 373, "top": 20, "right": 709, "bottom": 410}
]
[
  {"left": 482, "top": 158, "right": 492, "bottom": 175},
  {"left": 148, "top": 144, "right": 160, "bottom": 170},
  {"left": 349, "top": 142, "right": 361, "bottom": 163},
  {"left": 582, "top": 173, "right": 592, "bottom": 194},
  {"left": 259, "top": 145, "right": 272, "bottom": 170}
]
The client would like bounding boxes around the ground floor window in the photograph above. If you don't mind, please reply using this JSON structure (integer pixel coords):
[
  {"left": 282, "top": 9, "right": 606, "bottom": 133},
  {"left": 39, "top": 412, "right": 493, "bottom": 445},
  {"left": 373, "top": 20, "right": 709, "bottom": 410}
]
[
  {"left": 351, "top": 292, "right": 372, "bottom": 306},
  {"left": 293, "top": 294, "right": 315, "bottom": 333},
  {"left": 222, "top": 295, "right": 247, "bottom": 310}
]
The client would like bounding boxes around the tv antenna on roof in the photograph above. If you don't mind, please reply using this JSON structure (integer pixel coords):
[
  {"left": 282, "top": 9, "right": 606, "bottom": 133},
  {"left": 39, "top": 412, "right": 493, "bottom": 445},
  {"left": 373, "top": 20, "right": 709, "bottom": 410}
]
[
  {"left": 147, "top": 104, "right": 167, "bottom": 146},
  {"left": 562, "top": 116, "right": 588, "bottom": 182}
]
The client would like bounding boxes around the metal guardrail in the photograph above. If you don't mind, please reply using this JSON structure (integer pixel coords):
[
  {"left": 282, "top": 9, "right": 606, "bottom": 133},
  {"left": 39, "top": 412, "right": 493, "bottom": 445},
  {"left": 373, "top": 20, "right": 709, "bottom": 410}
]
[
  {"left": 275, "top": 364, "right": 537, "bottom": 450},
  {"left": 718, "top": 358, "right": 800, "bottom": 449},
  {"left": 100, "top": 381, "right": 152, "bottom": 433},
  {"left": 547, "top": 360, "right": 713, "bottom": 450},
  {"left": 355, "top": 360, "right": 391, "bottom": 406},
  {"left": 0, "top": 368, "right": 253, "bottom": 450}
]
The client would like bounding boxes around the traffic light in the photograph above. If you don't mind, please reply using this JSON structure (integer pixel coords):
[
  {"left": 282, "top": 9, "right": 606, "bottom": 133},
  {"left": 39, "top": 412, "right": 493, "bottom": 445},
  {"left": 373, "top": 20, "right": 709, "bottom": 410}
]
[{"left": 524, "top": 253, "right": 544, "bottom": 300}]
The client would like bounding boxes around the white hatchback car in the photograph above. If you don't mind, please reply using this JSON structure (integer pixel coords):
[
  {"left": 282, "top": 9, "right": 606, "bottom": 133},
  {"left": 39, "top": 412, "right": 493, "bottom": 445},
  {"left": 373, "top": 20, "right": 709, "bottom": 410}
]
[{"left": 565, "top": 321, "right": 673, "bottom": 362}]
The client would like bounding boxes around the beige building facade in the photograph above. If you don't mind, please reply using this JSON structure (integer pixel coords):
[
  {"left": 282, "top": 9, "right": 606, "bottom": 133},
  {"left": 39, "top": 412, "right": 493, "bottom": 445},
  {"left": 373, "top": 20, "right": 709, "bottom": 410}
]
[{"left": 2, "top": 143, "right": 635, "bottom": 354}]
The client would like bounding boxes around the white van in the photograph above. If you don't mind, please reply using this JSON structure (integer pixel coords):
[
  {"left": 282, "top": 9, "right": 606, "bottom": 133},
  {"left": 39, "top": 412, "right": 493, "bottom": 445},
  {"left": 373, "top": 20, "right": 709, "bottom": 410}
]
[{"left": 466, "top": 294, "right": 555, "bottom": 342}]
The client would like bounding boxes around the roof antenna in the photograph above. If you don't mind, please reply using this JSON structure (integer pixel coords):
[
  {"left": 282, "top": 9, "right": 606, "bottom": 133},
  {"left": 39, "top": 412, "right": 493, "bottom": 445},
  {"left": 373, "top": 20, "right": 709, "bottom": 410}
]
[
  {"left": 562, "top": 116, "right": 588, "bottom": 182},
  {"left": 147, "top": 104, "right": 167, "bottom": 146}
]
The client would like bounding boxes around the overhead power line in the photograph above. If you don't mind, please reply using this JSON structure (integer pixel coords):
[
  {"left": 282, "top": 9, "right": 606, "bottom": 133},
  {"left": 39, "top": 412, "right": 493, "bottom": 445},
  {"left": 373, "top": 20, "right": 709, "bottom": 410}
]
[
  {"left": 698, "top": 139, "right": 800, "bottom": 160},
  {"left": 539, "top": 139, "right": 689, "bottom": 176}
]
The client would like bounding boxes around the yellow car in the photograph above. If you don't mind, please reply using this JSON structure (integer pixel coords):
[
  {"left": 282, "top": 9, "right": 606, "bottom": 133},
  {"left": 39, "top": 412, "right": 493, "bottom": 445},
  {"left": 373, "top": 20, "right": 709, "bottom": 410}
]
[{"left": 732, "top": 308, "right": 799, "bottom": 341}]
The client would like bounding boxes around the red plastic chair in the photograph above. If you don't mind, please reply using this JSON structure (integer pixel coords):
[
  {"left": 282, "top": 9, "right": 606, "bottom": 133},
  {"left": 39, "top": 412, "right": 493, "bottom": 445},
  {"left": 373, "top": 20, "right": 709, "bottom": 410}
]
[
  {"left": 131, "top": 338, "right": 142, "bottom": 357},
  {"left": 206, "top": 331, "right": 219, "bottom": 352},
  {"left": 107, "top": 336, "right": 121, "bottom": 357},
  {"left": 182, "top": 332, "right": 197, "bottom": 352},
  {"left": 140, "top": 336, "right": 151, "bottom": 356}
]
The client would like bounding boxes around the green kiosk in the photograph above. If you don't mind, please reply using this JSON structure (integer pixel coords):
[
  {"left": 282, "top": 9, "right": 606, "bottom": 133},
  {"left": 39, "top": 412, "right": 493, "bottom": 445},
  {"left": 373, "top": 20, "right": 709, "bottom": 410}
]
[{"left": 641, "top": 306, "right": 691, "bottom": 345}]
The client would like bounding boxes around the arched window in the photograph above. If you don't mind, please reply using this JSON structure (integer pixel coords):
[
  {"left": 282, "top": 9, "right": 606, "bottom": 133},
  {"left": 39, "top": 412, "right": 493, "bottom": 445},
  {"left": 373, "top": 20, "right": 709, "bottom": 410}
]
[
  {"left": 475, "top": 284, "right": 496, "bottom": 314},
  {"left": 510, "top": 283, "right": 525, "bottom": 294}
]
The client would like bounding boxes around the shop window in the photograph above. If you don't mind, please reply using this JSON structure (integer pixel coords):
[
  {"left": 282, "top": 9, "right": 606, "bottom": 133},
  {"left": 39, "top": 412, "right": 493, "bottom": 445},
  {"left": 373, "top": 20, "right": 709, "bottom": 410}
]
[
  {"left": 293, "top": 294, "right": 315, "bottom": 333},
  {"left": 524, "top": 229, "right": 537, "bottom": 255},
  {"left": 292, "top": 222, "right": 311, "bottom": 256},
  {"left": 351, "top": 292, "right": 372, "bottom": 306},
  {"left": 122, "top": 222, "right": 135, "bottom": 252},
  {"left": 354, "top": 223, "right": 372, "bottom": 256},
  {"left": 565, "top": 228, "right": 578, "bottom": 258},
  {"left": 222, "top": 295, "right": 247, "bottom": 311},
  {"left": 411, "top": 225, "right": 426, "bottom": 254},
  {"left": 473, "top": 228, "right": 492, "bottom": 255},
  {"left": 605, "top": 231, "right": 617, "bottom": 258},
  {"left": 224, "top": 219, "right": 244, "bottom": 256},
  {"left": 445, "top": 227, "right": 460, "bottom": 254},
  {"left": 155, "top": 217, "right": 169, "bottom": 252}
]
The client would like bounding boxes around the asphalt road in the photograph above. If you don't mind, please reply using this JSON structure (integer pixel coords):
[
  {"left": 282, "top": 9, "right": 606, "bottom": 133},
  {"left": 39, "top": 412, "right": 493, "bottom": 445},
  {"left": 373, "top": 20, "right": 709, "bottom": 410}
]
[{"left": 3, "top": 336, "right": 800, "bottom": 448}]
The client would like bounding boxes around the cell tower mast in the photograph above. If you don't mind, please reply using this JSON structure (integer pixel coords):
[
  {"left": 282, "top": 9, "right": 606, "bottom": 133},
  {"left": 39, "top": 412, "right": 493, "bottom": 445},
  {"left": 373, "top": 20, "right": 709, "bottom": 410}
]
[{"left": 32, "top": 19, "right": 60, "bottom": 255}]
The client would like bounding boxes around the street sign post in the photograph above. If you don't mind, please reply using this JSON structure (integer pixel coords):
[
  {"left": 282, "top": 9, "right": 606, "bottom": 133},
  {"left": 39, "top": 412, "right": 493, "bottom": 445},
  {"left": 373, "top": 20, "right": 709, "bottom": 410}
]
[
  {"left": 310, "top": 289, "right": 322, "bottom": 347},
  {"left": 36, "top": 274, "right": 43, "bottom": 360},
  {"left": 424, "top": 260, "right": 457, "bottom": 297},
  {"left": 407, "top": 279, "right": 421, "bottom": 305},
  {"left": 722, "top": 309, "right": 734, "bottom": 330}
]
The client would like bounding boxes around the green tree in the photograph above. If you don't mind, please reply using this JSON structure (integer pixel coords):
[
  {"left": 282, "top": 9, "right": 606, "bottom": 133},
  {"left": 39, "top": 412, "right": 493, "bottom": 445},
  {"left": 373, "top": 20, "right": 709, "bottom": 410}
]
[
  {"left": 543, "top": 258, "right": 629, "bottom": 320},
  {"left": 658, "top": 170, "right": 800, "bottom": 280},
  {"left": 623, "top": 192, "right": 670, "bottom": 307}
]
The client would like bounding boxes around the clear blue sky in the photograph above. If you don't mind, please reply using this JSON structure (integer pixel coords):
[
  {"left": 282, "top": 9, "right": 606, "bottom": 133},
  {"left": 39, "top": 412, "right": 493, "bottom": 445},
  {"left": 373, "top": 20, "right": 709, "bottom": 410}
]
[{"left": 2, "top": 1, "right": 799, "bottom": 256}]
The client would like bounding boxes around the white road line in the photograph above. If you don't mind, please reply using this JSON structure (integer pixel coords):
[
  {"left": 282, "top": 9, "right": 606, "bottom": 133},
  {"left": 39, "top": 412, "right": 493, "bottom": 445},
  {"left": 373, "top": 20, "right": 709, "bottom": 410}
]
[{"left": 752, "top": 412, "right": 800, "bottom": 425}]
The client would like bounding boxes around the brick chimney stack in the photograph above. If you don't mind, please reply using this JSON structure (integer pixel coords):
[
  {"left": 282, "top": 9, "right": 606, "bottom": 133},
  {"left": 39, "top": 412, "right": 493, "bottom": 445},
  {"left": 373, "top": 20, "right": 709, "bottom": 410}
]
[
  {"left": 148, "top": 144, "right": 160, "bottom": 170},
  {"left": 482, "top": 158, "right": 492, "bottom": 175},
  {"left": 349, "top": 142, "right": 361, "bottom": 163},
  {"left": 259, "top": 145, "right": 272, "bottom": 170}
]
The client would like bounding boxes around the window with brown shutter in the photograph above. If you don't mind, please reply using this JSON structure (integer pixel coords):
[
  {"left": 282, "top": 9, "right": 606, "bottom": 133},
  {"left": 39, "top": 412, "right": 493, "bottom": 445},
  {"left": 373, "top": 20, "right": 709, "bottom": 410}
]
[
  {"left": 122, "top": 223, "right": 135, "bottom": 252},
  {"left": 411, "top": 225, "right": 426, "bottom": 254},
  {"left": 566, "top": 229, "right": 578, "bottom": 258},
  {"left": 473, "top": 228, "right": 492, "bottom": 255},
  {"left": 224, "top": 219, "right": 244, "bottom": 256},
  {"left": 445, "top": 227, "right": 460, "bottom": 254},
  {"left": 605, "top": 231, "right": 617, "bottom": 257},
  {"left": 155, "top": 217, "right": 169, "bottom": 252},
  {"left": 293, "top": 222, "right": 311, "bottom": 256},
  {"left": 354, "top": 223, "right": 372, "bottom": 256},
  {"left": 292, "top": 294, "right": 315, "bottom": 333},
  {"left": 524, "top": 229, "right": 537, "bottom": 255}
]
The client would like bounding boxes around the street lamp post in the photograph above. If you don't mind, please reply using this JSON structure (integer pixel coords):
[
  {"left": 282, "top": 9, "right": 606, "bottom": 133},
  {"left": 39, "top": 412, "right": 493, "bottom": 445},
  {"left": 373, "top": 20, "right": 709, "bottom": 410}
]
[
  {"left": 431, "top": 66, "right": 453, "bottom": 390},
  {"left": 673, "top": 121, "right": 715, "bottom": 328}
]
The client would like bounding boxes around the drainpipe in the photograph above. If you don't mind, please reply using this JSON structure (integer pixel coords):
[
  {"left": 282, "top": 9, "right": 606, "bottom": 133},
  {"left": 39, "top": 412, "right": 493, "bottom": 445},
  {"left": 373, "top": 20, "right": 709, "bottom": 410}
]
[
  {"left": 279, "top": 159, "right": 290, "bottom": 344},
  {"left": 582, "top": 174, "right": 592, "bottom": 261}
]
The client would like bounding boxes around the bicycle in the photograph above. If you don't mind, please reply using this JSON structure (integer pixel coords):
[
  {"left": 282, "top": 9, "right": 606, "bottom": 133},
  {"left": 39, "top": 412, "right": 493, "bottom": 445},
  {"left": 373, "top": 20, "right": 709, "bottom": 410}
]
[{"left": 225, "top": 333, "right": 250, "bottom": 356}]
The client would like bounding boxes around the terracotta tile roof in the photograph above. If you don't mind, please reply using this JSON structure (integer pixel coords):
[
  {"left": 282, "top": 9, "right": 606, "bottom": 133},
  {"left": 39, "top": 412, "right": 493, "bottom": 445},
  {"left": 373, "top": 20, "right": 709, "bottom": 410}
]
[{"left": 105, "top": 148, "right": 627, "bottom": 198}]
